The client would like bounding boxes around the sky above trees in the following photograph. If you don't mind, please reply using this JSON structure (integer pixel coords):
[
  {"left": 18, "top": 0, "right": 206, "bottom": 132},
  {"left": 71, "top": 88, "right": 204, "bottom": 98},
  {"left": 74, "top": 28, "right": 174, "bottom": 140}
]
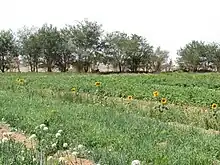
[{"left": 1, "top": 0, "right": 220, "bottom": 61}]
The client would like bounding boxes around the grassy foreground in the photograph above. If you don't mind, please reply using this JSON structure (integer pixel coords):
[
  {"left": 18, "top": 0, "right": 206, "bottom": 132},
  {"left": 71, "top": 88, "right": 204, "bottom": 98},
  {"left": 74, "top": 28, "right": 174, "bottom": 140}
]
[{"left": 1, "top": 72, "right": 220, "bottom": 164}]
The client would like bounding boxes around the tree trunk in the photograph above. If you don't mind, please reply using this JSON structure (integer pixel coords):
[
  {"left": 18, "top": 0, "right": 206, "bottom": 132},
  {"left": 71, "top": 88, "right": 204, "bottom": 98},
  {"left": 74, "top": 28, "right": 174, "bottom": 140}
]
[
  {"left": 60, "top": 64, "right": 68, "bottom": 72},
  {"left": 83, "top": 66, "right": 89, "bottom": 72},
  {"left": 193, "top": 66, "right": 197, "bottom": 72},
  {"left": 47, "top": 66, "right": 52, "bottom": 72},
  {"left": 35, "top": 63, "right": 38, "bottom": 72},
  {"left": 15, "top": 57, "right": 21, "bottom": 73},
  {"left": 0, "top": 66, "right": 5, "bottom": 73},
  {"left": 17, "top": 65, "right": 21, "bottom": 72},
  {"left": 47, "top": 59, "right": 53, "bottom": 72},
  {"left": 0, "top": 56, "right": 5, "bottom": 72},
  {"left": 119, "top": 63, "right": 122, "bottom": 72},
  {"left": 217, "top": 65, "right": 220, "bottom": 72},
  {"left": 63, "top": 67, "right": 68, "bottom": 72},
  {"left": 29, "top": 62, "right": 34, "bottom": 72}
]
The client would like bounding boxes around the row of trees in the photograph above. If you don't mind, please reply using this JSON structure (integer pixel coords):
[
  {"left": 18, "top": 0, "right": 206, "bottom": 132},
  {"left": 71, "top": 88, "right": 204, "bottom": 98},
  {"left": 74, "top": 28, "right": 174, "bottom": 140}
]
[
  {"left": 0, "top": 19, "right": 172, "bottom": 73},
  {"left": 177, "top": 41, "right": 220, "bottom": 72}
]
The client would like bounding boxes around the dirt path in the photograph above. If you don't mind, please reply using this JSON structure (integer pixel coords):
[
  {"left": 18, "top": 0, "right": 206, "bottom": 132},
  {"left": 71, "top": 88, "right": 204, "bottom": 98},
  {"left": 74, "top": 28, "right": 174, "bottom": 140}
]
[{"left": 0, "top": 123, "right": 35, "bottom": 148}]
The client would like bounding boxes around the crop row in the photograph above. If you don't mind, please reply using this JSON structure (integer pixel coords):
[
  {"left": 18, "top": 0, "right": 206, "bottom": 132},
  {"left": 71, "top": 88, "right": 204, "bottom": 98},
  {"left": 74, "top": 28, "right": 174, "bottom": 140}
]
[
  {"left": 1, "top": 82, "right": 220, "bottom": 164},
  {"left": 1, "top": 73, "right": 220, "bottom": 107}
]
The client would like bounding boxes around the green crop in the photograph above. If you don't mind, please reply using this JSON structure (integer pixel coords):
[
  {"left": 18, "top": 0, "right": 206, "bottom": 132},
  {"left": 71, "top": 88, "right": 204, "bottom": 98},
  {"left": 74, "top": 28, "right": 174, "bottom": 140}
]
[{"left": 1, "top": 72, "right": 220, "bottom": 164}]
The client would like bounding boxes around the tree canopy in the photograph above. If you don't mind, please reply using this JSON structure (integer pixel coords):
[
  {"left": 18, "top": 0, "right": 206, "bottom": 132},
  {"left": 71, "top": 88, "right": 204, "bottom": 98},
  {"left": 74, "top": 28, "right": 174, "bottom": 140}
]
[
  {"left": 177, "top": 41, "right": 220, "bottom": 72},
  {"left": 0, "top": 18, "right": 173, "bottom": 73}
]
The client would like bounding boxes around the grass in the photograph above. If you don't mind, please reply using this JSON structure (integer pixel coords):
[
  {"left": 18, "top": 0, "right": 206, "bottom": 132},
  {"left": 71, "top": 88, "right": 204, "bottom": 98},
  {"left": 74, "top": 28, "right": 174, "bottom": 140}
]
[
  {"left": 1, "top": 72, "right": 220, "bottom": 164},
  {"left": 0, "top": 140, "right": 36, "bottom": 165},
  {"left": 2, "top": 72, "right": 220, "bottom": 106}
]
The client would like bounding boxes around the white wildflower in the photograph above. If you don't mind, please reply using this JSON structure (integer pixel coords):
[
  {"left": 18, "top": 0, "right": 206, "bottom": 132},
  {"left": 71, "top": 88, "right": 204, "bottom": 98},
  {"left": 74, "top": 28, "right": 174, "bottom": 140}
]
[
  {"left": 43, "top": 127, "right": 48, "bottom": 131},
  {"left": 51, "top": 143, "right": 56, "bottom": 148},
  {"left": 58, "top": 157, "right": 65, "bottom": 162},
  {"left": 131, "top": 160, "right": 141, "bottom": 165},
  {"left": 58, "top": 130, "right": 63, "bottom": 134},
  {"left": 55, "top": 132, "right": 61, "bottom": 138},
  {"left": 72, "top": 151, "right": 78, "bottom": 156},
  {"left": 47, "top": 156, "right": 53, "bottom": 161},
  {"left": 2, "top": 132, "right": 7, "bottom": 137},
  {"left": 21, "top": 156, "right": 25, "bottom": 161},
  {"left": 77, "top": 144, "right": 84, "bottom": 149},
  {"left": 7, "top": 132, "right": 12, "bottom": 136},
  {"left": 29, "top": 134, "right": 37, "bottom": 140},
  {"left": 2, "top": 137, "right": 8, "bottom": 143},
  {"left": 32, "top": 157, "right": 37, "bottom": 162},
  {"left": 63, "top": 143, "right": 68, "bottom": 148},
  {"left": 39, "top": 124, "right": 46, "bottom": 129}
]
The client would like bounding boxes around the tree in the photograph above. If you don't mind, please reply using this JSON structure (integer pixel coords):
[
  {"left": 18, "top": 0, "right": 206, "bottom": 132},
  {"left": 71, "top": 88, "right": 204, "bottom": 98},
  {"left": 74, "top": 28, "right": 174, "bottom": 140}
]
[
  {"left": 207, "top": 43, "right": 220, "bottom": 71},
  {"left": 104, "top": 31, "right": 130, "bottom": 72},
  {"left": 54, "top": 28, "right": 74, "bottom": 72},
  {"left": 17, "top": 26, "right": 41, "bottom": 72},
  {"left": 177, "top": 41, "right": 205, "bottom": 72},
  {"left": 151, "top": 47, "right": 169, "bottom": 72},
  {"left": 0, "top": 19, "right": 176, "bottom": 73},
  {"left": 176, "top": 41, "right": 220, "bottom": 72},
  {"left": 0, "top": 29, "right": 17, "bottom": 72},
  {"left": 38, "top": 24, "right": 61, "bottom": 72},
  {"left": 126, "top": 34, "right": 153, "bottom": 72},
  {"left": 66, "top": 19, "right": 103, "bottom": 72}
]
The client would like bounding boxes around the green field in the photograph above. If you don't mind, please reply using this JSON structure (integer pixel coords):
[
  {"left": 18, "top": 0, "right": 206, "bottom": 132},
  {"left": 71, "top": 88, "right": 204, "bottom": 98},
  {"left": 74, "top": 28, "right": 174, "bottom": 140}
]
[{"left": 1, "top": 72, "right": 220, "bottom": 165}]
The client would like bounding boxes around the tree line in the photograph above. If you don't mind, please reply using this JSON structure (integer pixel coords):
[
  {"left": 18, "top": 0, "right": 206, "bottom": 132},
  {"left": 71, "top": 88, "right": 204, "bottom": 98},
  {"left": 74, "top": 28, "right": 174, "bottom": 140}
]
[
  {"left": 0, "top": 19, "right": 172, "bottom": 73},
  {"left": 2, "top": 19, "right": 219, "bottom": 73}
]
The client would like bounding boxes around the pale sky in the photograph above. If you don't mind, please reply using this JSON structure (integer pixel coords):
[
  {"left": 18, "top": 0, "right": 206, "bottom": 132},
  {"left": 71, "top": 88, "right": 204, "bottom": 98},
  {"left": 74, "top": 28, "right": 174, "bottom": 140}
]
[{"left": 1, "top": 0, "right": 220, "bottom": 62}]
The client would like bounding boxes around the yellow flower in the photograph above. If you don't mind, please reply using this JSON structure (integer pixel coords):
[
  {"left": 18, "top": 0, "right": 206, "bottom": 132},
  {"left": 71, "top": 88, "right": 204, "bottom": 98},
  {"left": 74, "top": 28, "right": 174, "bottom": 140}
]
[
  {"left": 19, "top": 79, "right": 24, "bottom": 83},
  {"left": 153, "top": 91, "right": 159, "bottom": 97},
  {"left": 16, "top": 78, "right": 25, "bottom": 85},
  {"left": 71, "top": 87, "right": 76, "bottom": 93},
  {"left": 212, "top": 103, "right": 217, "bottom": 110},
  {"left": 95, "top": 82, "right": 101, "bottom": 87},
  {"left": 127, "top": 95, "right": 133, "bottom": 101},
  {"left": 161, "top": 98, "right": 167, "bottom": 105}
]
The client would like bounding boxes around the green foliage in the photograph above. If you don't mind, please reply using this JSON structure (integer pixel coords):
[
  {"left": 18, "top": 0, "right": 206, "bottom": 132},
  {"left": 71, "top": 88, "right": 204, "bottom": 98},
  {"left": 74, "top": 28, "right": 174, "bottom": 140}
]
[
  {"left": 0, "top": 29, "right": 17, "bottom": 72},
  {"left": 38, "top": 24, "right": 62, "bottom": 72},
  {"left": 104, "top": 32, "right": 154, "bottom": 72},
  {"left": 177, "top": 40, "right": 220, "bottom": 72},
  {"left": 17, "top": 26, "right": 40, "bottom": 72},
  {"left": 104, "top": 31, "right": 130, "bottom": 72},
  {"left": 0, "top": 140, "right": 35, "bottom": 165},
  {"left": 1, "top": 73, "right": 220, "bottom": 164},
  {"left": 0, "top": 19, "right": 172, "bottom": 73},
  {"left": 66, "top": 19, "right": 104, "bottom": 72}
]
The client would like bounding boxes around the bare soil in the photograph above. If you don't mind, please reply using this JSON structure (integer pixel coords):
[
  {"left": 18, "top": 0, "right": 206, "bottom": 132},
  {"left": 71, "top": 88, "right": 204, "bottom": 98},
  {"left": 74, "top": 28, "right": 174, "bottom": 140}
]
[{"left": 0, "top": 124, "right": 35, "bottom": 149}]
